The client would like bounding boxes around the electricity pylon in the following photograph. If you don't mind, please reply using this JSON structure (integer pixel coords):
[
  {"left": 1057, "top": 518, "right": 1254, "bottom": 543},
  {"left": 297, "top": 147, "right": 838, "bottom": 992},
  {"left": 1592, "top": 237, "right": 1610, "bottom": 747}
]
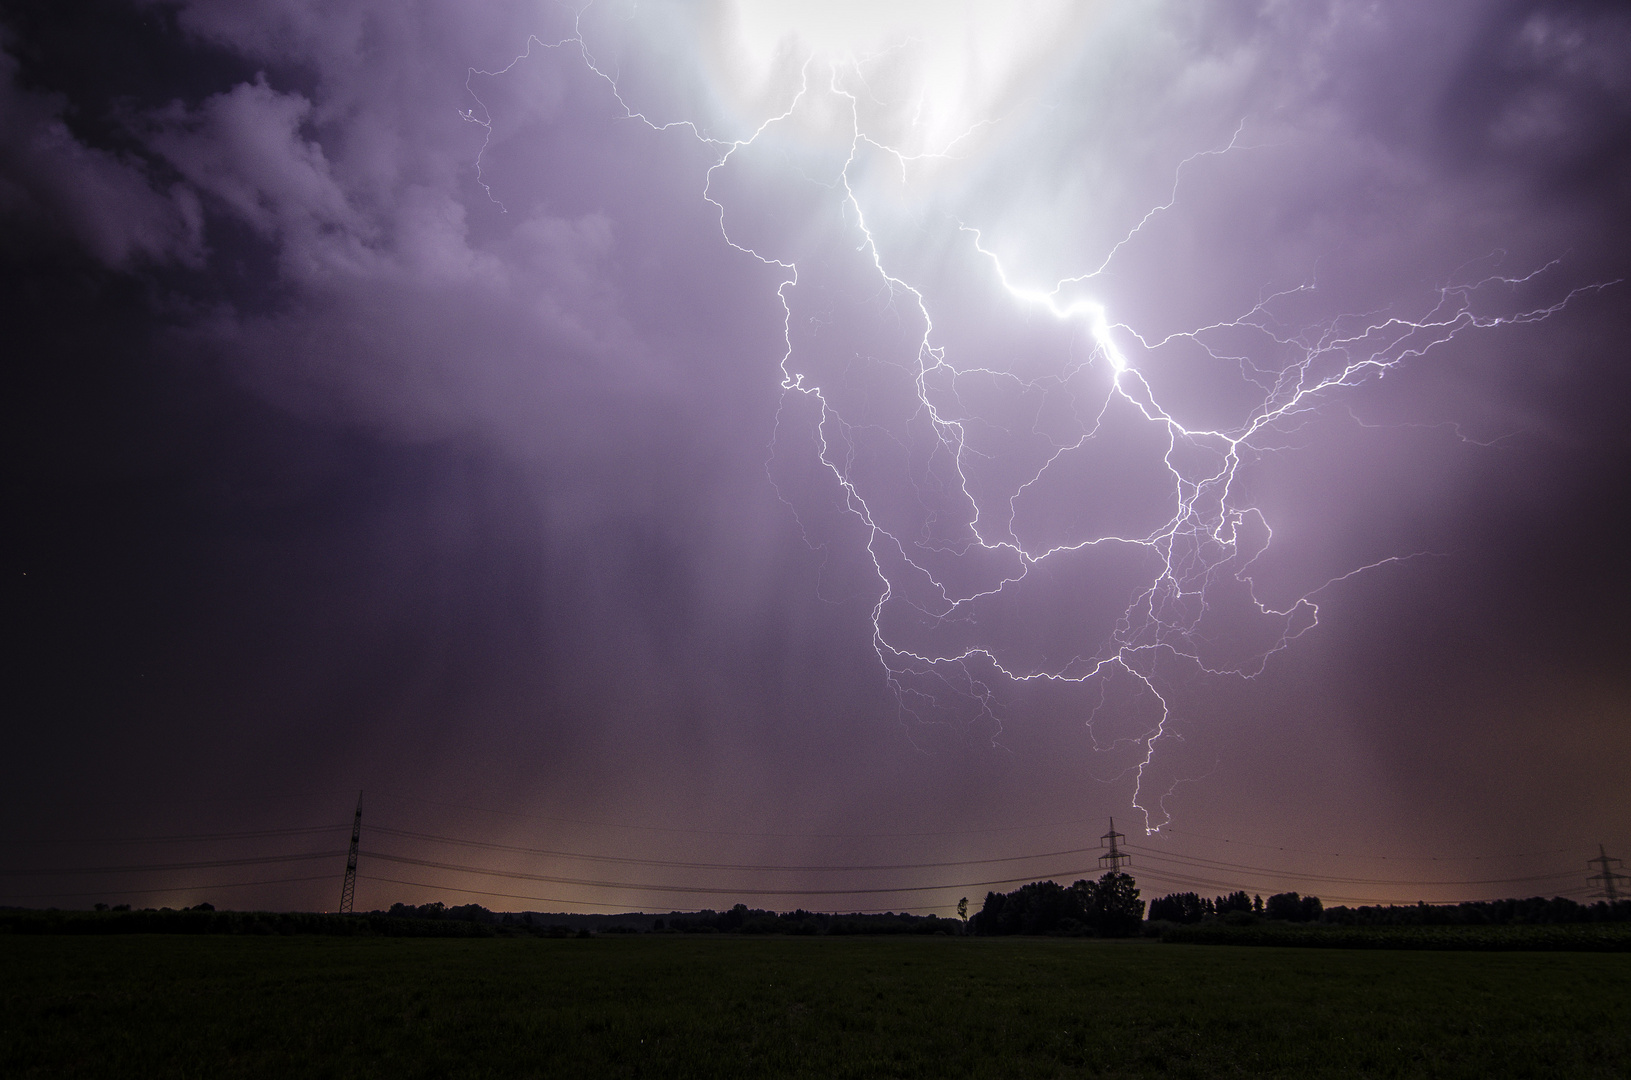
[
  {"left": 339, "top": 792, "right": 362, "bottom": 914},
  {"left": 1099, "top": 818, "right": 1131, "bottom": 872},
  {"left": 1588, "top": 844, "right": 1625, "bottom": 902}
]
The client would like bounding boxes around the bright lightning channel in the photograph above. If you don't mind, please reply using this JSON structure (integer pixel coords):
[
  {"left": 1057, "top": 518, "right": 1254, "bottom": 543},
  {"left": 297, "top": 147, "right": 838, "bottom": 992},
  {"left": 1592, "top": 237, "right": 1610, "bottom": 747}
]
[{"left": 467, "top": 17, "right": 1614, "bottom": 832}]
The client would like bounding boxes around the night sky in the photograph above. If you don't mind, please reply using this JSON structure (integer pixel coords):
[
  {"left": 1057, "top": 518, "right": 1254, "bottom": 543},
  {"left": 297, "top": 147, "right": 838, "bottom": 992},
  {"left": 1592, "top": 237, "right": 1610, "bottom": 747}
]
[{"left": 5, "top": 0, "right": 1629, "bottom": 915}]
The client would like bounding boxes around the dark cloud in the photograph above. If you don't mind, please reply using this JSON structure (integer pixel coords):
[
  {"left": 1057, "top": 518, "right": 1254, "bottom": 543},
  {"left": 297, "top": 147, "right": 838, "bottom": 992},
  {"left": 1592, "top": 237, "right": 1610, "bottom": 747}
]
[
  {"left": 0, "top": 50, "right": 201, "bottom": 265},
  {"left": 3, "top": 0, "right": 1627, "bottom": 912}
]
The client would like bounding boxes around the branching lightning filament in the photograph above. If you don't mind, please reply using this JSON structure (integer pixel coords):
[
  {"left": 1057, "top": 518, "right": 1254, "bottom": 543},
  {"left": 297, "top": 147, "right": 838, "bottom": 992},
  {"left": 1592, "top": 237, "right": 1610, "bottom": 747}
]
[{"left": 467, "top": 18, "right": 1612, "bottom": 832}]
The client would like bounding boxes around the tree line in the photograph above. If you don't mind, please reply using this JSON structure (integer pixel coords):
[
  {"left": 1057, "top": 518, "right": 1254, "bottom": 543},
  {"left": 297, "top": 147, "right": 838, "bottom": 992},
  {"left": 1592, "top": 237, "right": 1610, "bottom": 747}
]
[
  {"left": 657, "top": 905, "right": 962, "bottom": 935},
  {"left": 1146, "top": 891, "right": 1631, "bottom": 927},
  {"left": 14, "top": 883, "right": 1624, "bottom": 939},
  {"left": 1147, "top": 890, "right": 1323, "bottom": 924},
  {"left": 1319, "top": 896, "right": 1631, "bottom": 926},
  {"left": 970, "top": 872, "right": 1145, "bottom": 937}
]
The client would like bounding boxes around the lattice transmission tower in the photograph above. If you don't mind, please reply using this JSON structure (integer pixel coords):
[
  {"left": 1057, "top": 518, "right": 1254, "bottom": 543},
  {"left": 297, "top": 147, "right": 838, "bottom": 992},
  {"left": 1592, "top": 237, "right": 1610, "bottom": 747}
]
[
  {"left": 339, "top": 792, "right": 362, "bottom": 914},
  {"left": 1099, "top": 818, "right": 1131, "bottom": 873},
  {"left": 1588, "top": 844, "right": 1626, "bottom": 902}
]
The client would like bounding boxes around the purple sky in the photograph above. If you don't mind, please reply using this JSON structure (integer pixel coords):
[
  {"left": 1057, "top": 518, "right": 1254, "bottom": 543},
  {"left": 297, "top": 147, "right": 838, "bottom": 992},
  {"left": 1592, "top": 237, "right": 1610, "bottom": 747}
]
[{"left": 5, "top": 0, "right": 1629, "bottom": 914}]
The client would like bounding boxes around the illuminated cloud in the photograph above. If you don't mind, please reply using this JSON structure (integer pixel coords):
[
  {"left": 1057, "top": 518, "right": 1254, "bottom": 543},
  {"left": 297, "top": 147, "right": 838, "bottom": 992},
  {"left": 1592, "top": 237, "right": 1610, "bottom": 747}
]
[{"left": 3, "top": 0, "right": 1626, "bottom": 899}]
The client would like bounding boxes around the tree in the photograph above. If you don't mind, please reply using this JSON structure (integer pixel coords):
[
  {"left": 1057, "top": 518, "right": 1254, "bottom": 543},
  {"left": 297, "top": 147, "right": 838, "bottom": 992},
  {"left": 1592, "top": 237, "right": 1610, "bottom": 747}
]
[
  {"left": 1086, "top": 872, "right": 1144, "bottom": 937},
  {"left": 973, "top": 881, "right": 1085, "bottom": 935},
  {"left": 970, "top": 874, "right": 1145, "bottom": 936},
  {"left": 1265, "top": 892, "right": 1323, "bottom": 922},
  {"left": 1149, "top": 892, "right": 1212, "bottom": 924},
  {"left": 957, "top": 896, "right": 968, "bottom": 923}
]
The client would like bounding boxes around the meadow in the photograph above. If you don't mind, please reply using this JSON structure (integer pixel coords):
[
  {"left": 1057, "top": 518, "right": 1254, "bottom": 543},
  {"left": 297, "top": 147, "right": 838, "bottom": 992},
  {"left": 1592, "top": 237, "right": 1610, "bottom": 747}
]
[{"left": 2, "top": 934, "right": 1627, "bottom": 1078}]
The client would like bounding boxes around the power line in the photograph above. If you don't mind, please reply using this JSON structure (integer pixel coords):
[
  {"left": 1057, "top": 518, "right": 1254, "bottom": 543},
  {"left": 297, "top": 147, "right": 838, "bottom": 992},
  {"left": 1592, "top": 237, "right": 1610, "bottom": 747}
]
[
  {"left": 1, "top": 792, "right": 1607, "bottom": 912},
  {"left": 355, "top": 873, "right": 962, "bottom": 916},
  {"left": 362, "top": 842, "right": 1583, "bottom": 910},
  {"left": 361, "top": 855, "right": 1588, "bottom": 913},
  {"left": 1135, "top": 869, "right": 1357, "bottom": 904},
  {"left": 1131, "top": 867, "right": 1587, "bottom": 907},
  {"left": 1129, "top": 861, "right": 1597, "bottom": 906},
  {"left": 0, "top": 825, "right": 349, "bottom": 846},
  {"left": 0, "top": 851, "right": 347, "bottom": 877},
  {"left": 408, "top": 818, "right": 1614, "bottom": 904},
  {"left": 371, "top": 792, "right": 1601, "bottom": 869},
  {"left": 1125, "top": 844, "right": 1582, "bottom": 889},
  {"left": 369, "top": 824, "right": 1100, "bottom": 873},
  {"left": 1, "top": 829, "right": 1579, "bottom": 901},
  {"left": 1, "top": 873, "right": 338, "bottom": 900},
  {"left": 361, "top": 850, "right": 1102, "bottom": 899},
  {"left": 356, "top": 872, "right": 649, "bottom": 912}
]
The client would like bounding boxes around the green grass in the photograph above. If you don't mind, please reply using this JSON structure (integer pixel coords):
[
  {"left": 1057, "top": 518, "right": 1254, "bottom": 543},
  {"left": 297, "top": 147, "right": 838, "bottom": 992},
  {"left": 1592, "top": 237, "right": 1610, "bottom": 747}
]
[{"left": 2, "top": 935, "right": 1628, "bottom": 1078}]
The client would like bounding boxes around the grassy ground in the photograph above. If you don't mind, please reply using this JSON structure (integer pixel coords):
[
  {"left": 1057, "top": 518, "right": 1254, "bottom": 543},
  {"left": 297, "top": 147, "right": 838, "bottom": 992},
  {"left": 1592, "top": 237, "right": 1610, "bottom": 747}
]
[
  {"left": 1159, "top": 921, "right": 1631, "bottom": 950},
  {"left": 2, "top": 935, "right": 1627, "bottom": 1078}
]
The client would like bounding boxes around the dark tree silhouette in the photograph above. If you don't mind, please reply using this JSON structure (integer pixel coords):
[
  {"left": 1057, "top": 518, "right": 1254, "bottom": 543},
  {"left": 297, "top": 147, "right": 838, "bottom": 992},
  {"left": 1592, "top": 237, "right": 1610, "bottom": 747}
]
[
  {"left": 971, "top": 872, "right": 1144, "bottom": 937},
  {"left": 1265, "top": 892, "right": 1324, "bottom": 922},
  {"left": 1149, "top": 892, "right": 1214, "bottom": 924},
  {"left": 1087, "top": 872, "right": 1144, "bottom": 936},
  {"left": 973, "top": 880, "right": 1083, "bottom": 935}
]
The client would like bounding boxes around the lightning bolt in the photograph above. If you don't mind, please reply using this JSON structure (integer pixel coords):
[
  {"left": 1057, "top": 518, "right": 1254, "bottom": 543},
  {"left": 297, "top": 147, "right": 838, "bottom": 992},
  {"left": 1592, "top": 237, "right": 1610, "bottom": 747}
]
[{"left": 468, "top": 13, "right": 1617, "bottom": 832}]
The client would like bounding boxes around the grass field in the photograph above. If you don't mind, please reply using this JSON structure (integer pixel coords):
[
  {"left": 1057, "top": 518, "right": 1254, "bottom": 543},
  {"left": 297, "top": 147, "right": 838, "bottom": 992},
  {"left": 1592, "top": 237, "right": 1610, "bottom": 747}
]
[
  {"left": 1159, "top": 921, "right": 1631, "bottom": 951},
  {"left": 3, "top": 935, "right": 1628, "bottom": 1078}
]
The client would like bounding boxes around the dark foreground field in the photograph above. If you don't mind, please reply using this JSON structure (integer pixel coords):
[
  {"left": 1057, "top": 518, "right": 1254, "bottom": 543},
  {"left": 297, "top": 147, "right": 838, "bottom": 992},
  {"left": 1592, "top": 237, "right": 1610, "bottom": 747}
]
[{"left": 3, "top": 936, "right": 1627, "bottom": 1078}]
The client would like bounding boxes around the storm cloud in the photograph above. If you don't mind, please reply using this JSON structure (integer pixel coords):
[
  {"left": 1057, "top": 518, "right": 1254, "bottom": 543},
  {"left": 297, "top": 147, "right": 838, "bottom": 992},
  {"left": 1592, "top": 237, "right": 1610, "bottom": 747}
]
[{"left": 5, "top": 0, "right": 1628, "bottom": 912}]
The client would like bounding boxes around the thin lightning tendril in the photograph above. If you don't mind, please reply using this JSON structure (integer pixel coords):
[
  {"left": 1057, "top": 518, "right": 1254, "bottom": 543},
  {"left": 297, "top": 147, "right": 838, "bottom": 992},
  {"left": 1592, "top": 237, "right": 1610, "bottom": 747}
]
[{"left": 467, "top": 17, "right": 1617, "bottom": 832}]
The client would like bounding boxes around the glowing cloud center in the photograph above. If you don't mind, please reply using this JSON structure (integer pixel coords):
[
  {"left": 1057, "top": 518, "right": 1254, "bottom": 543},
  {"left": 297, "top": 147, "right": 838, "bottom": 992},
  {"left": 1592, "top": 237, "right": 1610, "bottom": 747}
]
[{"left": 712, "top": 0, "right": 1089, "bottom": 160}]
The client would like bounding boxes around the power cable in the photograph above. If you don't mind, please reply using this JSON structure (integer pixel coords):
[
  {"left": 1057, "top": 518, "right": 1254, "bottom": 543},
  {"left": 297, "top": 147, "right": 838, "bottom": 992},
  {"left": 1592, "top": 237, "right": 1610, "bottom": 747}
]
[
  {"left": 362, "top": 849, "right": 1098, "bottom": 898},
  {"left": 0, "top": 798, "right": 1601, "bottom": 910},
  {"left": 0, "top": 825, "right": 349, "bottom": 846},
  {"left": 369, "top": 824, "right": 1098, "bottom": 873},
  {"left": 1130, "top": 862, "right": 1591, "bottom": 906},
  {"left": 356, "top": 873, "right": 642, "bottom": 912},
  {"left": 1125, "top": 844, "right": 1582, "bottom": 888},
  {"left": 373, "top": 823, "right": 1581, "bottom": 893},
  {"left": 355, "top": 873, "right": 961, "bottom": 916},
  {"left": 0, "top": 851, "right": 347, "bottom": 877},
  {"left": 0, "top": 873, "right": 339, "bottom": 901}
]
